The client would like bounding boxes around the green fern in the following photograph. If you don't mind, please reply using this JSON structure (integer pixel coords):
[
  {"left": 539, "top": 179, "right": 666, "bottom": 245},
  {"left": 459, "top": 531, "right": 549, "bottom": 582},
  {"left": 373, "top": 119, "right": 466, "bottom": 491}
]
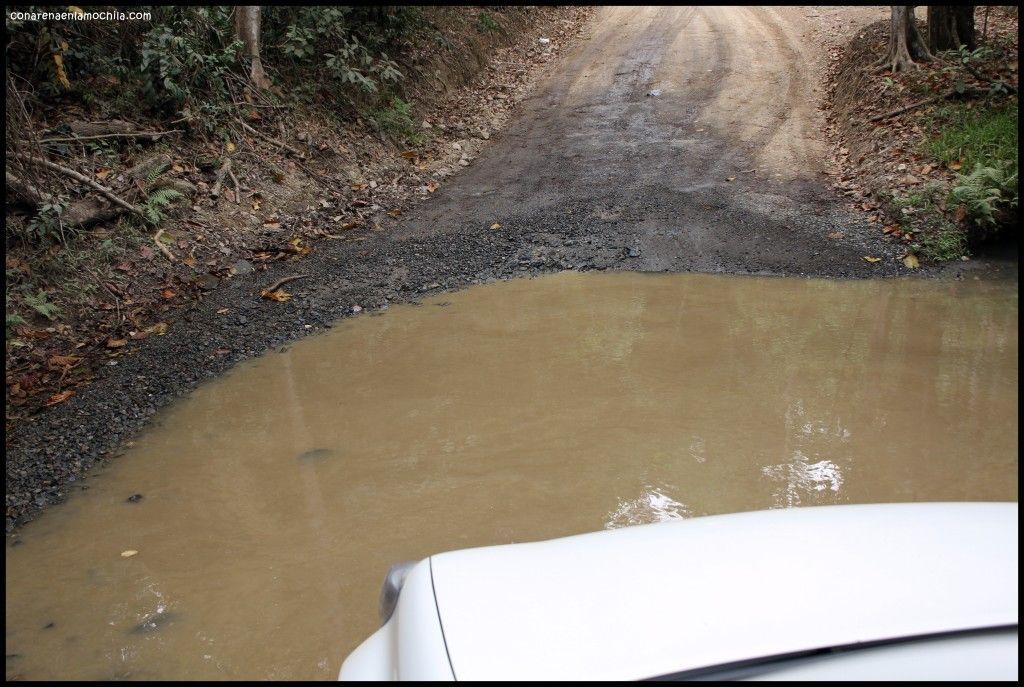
[
  {"left": 145, "top": 160, "right": 171, "bottom": 186},
  {"left": 949, "top": 164, "right": 1019, "bottom": 226},
  {"left": 142, "top": 187, "right": 184, "bottom": 226},
  {"left": 24, "top": 290, "right": 60, "bottom": 320},
  {"left": 6, "top": 313, "right": 27, "bottom": 339}
]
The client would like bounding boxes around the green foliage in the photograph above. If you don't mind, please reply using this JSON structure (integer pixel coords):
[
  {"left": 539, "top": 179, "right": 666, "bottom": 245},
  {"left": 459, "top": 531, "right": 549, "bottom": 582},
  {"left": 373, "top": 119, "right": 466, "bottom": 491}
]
[
  {"left": 26, "top": 198, "right": 70, "bottom": 245},
  {"left": 884, "top": 184, "right": 969, "bottom": 262},
  {"left": 924, "top": 102, "right": 1018, "bottom": 229},
  {"left": 138, "top": 13, "right": 241, "bottom": 116},
  {"left": 924, "top": 102, "right": 1018, "bottom": 173},
  {"left": 949, "top": 164, "right": 1019, "bottom": 227},
  {"left": 5, "top": 6, "right": 421, "bottom": 122},
  {"left": 24, "top": 290, "right": 59, "bottom": 320},
  {"left": 6, "top": 313, "right": 27, "bottom": 340},
  {"left": 141, "top": 188, "right": 185, "bottom": 226},
  {"left": 477, "top": 12, "right": 500, "bottom": 34},
  {"left": 917, "top": 224, "right": 968, "bottom": 262},
  {"left": 145, "top": 160, "right": 172, "bottom": 186},
  {"left": 371, "top": 96, "right": 424, "bottom": 145},
  {"left": 269, "top": 7, "right": 410, "bottom": 97}
]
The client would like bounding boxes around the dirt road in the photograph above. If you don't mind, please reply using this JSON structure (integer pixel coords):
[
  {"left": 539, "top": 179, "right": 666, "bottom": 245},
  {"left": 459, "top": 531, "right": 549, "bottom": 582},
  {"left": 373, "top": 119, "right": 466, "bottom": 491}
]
[
  {"left": 397, "top": 6, "right": 903, "bottom": 276},
  {"left": 6, "top": 7, "right": 988, "bottom": 529}
]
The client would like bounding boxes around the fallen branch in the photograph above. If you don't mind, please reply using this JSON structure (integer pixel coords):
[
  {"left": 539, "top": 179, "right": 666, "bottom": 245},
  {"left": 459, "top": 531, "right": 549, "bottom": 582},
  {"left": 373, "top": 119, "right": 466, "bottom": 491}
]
[
  {"left": 12, "top": 153, "right": 143, "bottom": 217},
  {"left": 210, "top": 158, "right": 232, "bottom": 198},
  {"left": 868, "top": 81, "right": 1008, "bottom": 124},
  {"left": 39, "top": 130, "right": 183, "bottom": 144},
  {"left": 868, "top": 89, "right": 957, "bottom": 123},
  {"left": 264, "top": 274, "right": 309, "bottom": 293},
  {"left": 238, "top": 120, "right": 305, "bottom": 159},
  {"left": 6, "top": 169, "right": 55, "bottom": 206},
  {"left": 152, "top": 228, "right": 176, "bottom": 262}
]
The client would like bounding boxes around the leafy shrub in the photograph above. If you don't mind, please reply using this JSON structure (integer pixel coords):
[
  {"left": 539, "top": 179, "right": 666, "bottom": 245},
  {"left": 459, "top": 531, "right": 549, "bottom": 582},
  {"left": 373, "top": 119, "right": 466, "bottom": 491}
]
[
  {"left": 26, "top": 198, "right": 70, "bottom": 245},
  {"left": 477, "top": 12, "right": 500, "bottom": 34},
  {"left": 371, "top": 96, "right": 424, "bottom": 145},
  {"left": 139, "top": 13, "right": 241, "bottom": 116},
  {"left": 269, "top": 7, "right": 409, "bottom": 97}
]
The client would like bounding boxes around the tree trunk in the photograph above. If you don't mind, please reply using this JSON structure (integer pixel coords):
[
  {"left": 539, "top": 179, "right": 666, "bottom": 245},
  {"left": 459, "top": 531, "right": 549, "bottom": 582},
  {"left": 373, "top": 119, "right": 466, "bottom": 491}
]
[
  {"left": 927, "top": 6, "right": 976, "bottom": 52},
  {"left": 878, "top": 6, "right": 932, "bottom": 73},
  {"left": 234, "top": 6, "right": 272, "bottom": 89}
]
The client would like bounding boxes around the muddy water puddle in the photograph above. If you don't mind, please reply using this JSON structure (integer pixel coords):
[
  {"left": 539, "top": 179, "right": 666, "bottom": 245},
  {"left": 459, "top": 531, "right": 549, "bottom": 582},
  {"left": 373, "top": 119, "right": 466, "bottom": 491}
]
[{"left": 5, "top": 271, "right": 1018, "bottom": 680}]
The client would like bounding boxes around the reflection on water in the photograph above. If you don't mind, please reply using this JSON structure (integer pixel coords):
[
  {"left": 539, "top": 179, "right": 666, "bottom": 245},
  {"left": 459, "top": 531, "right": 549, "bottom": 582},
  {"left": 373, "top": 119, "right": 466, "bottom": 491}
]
[
  {"left": 605, "top": 485, "right": 692, "bottom": 528},
  {"left": 4, "top": 271, "right": 1018, "bottom": 680},
  {"left": 762, "top": 457, "right": 846, "bottom": 508}
]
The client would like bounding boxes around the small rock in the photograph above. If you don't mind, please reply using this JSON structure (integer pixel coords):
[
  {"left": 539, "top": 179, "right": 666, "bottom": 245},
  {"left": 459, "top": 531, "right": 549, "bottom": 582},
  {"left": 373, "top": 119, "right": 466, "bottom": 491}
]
[
  {"left": 195, "top": 273, "right": 219, "bottom": 291},
  {"left": 230, "top": 260, "right": 254, "bottom": 276},
  {"left": 126, "top": 494, "right": 143, "bottom": 503},
  {"left": 352, "top": 305, "right": 363, "bottom": 313},
  {"left": 538, "top": 37, "right": 551, "bottom": 44},
  {"left": 646, "top": 89, "right": 662, "bottom": 97},
  {"left": 628, "top": 247, "right": 641, "bottom": 258}
]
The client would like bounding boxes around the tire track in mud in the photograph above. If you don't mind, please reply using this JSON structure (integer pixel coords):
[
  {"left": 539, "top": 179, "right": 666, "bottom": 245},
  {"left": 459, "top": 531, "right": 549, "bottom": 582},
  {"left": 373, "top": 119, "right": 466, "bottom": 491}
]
[{"left": 395, "top": 6, "right": 904, "bottom": 278}]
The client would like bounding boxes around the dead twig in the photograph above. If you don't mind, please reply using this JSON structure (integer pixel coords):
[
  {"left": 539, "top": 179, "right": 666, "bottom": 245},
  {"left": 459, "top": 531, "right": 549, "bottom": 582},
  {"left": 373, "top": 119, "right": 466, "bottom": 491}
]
[
  {"left": 868, "top": 89, "right": 956, "bottom": 123},
  {"left": 238, "top": 120, "right": 305, "bottom": 159},
  {"left": 152, "top": 228, "right": 176, "bottom": 263},
  {"left": 228, "top": 167, "right": 241, "bottom": 204},
  {"left": 210, "top": 158, "right": 232, "bottom": 198},
  {"left": 12, "top": 153, "right": 143, "bottom": 216},
  {"left": 264, "top": 274, "right": 310, "bottom": 292},
  {"left": 39, "top": 130, "right": 183, "bottom": 144}
]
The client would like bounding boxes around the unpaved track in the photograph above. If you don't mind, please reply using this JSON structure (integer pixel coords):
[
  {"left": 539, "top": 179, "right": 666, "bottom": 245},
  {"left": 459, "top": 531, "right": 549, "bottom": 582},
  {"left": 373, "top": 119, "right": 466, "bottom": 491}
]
[
  {"left": 398, "top": 6, "right": 903, "bottom": 275},
  {"left": 6, "top": 7, "right": 948, "bottom": 529}
]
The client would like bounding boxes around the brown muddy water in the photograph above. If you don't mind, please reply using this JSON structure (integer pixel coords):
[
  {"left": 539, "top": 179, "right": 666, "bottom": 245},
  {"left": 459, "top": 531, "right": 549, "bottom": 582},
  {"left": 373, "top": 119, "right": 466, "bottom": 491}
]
[{"left": 5, "top": 271, "right": 1018, "bottom": 680}]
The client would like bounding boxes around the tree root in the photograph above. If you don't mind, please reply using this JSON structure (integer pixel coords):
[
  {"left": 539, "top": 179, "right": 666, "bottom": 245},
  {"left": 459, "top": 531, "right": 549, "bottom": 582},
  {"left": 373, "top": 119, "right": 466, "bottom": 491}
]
[
  {"left": 152, "top": 228, "right": 176, "bottom": 262},
  {"left": 868, "top": 87, "right": 984, "bottom": 123}
]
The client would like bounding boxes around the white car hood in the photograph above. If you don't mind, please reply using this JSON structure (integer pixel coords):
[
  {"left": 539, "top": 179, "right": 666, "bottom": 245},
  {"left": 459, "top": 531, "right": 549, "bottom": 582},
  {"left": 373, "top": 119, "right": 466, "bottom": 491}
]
[{"left": 429, "top": 502, "right": 1018, "bottom": 681}]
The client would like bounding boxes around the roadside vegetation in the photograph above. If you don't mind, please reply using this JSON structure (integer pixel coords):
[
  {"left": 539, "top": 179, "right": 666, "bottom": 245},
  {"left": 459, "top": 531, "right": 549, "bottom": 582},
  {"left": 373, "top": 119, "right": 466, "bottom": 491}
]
[
  {"left": 826, "top": 6, "right": 1017, "bottom": 264},
  {"left": 4, "top": 5, "right": 586, "bottom": 424}
]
